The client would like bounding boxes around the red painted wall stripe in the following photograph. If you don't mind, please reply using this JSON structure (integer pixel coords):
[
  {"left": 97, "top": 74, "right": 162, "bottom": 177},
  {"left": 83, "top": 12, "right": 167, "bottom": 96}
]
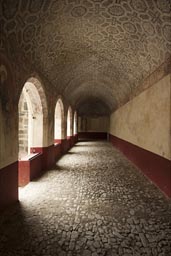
[
  {"left": 18, "top": 161, "right": 30, "bottom": 186},
  {"left": 78, "top": 132, "right": 107, "bottom": 140},
  {"left": 109, "top": 134, "right": 171, "bottom": 198},
  {"left": 0, "top": 161, "right": 18, "bottom": 211}
]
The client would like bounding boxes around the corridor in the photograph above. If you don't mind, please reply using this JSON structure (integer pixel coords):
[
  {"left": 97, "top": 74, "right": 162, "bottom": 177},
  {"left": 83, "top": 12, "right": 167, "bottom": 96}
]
[{"left": 0, "top": 141, "right": 170, "bottom": 256}]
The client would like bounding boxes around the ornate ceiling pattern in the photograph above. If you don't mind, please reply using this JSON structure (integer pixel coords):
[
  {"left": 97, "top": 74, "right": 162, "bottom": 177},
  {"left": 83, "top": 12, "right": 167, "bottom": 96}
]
[{"left": 1, "top": 0, "right": 171, "bottom": 114}]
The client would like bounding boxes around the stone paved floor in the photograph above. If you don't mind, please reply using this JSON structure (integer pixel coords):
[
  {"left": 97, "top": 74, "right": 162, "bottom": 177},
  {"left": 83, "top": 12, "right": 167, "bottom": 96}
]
[{"left": 0, "top": 141, "right": 171, "bottom": 256}]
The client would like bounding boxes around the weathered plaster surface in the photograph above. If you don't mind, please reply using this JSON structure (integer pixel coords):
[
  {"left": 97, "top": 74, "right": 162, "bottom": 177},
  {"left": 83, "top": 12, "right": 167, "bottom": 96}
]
[
  {"left": 79, "top": 116, "right": 109, "bottom": 133},
  {"left": 110, "top": 75, "right": 171, "bottom": 160},
  {"left": 0, "top": 110, "right": 18, "bottom": 169}
]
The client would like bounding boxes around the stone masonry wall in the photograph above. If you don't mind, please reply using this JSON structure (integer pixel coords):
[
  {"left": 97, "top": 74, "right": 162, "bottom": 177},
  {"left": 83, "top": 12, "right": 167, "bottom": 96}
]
[{"left": 18, "top": 93, "right": 29, "bottom": 158}]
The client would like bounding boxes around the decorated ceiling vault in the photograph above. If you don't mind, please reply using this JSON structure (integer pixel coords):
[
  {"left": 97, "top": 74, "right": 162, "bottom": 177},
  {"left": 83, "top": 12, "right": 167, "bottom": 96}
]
[{"left": 1, "top": 0, "right": 171, "bottom": 115}]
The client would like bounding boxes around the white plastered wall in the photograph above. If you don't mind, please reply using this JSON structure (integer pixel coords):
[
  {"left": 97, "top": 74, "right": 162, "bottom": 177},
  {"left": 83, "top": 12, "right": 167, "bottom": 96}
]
[
  {"left": 110, "top": 74, "right": 171, "bottom": 160},
  {"left": 73, "top": 111, "right": 78, "bottom": 135},
  {"left": 0, "top": 106, "right": 18, "bottom": 169},
  {"left": 67, "top": 107, "right": 73, "bottom": 136},
  {"left": 79, "top": 116, "right": 110, "bottom": 132}
]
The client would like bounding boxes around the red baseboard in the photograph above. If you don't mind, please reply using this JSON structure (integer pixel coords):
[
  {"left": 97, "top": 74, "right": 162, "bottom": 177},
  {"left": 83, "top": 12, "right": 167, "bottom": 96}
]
[
  {"left": 18, "top": 161, "right": 30, "bottom": 186},
  {"left": 68, "top": 135, "right": 76, "bottom": 147},
  {"left": 0, "top": 162, "right": 18, "bottom": 211},
  {"left": 19, "top": 154, "right": 43, "bottom": 186},
  {"left": 42, "top": 145, "right": 55, "bottom": 169},
  {"left": 30, "top": 154, "right": 43, "bottom": 180},
  {"left": 78, "top": 132, "right": 107, "bottom": 140},
  {"left": 74, "top": 134, "right": 78, "bottom": 143},
  {"left": 54, "top": 143, "right": 62, "bottom": 161},
  {"left": 109, "top": 134, "right": 171, "bottom": 198},
  {"left": 61, "top": 139, "right": 71, "bottom": 153},
  {"left": 54, "top": 139, "right": 61, "bottom": 144},
  {"left": 31, "top": 145, "right": 55, "bottom": 170},
  {"left": 21, "top": 142, "right": 70, "bottom": 185}
]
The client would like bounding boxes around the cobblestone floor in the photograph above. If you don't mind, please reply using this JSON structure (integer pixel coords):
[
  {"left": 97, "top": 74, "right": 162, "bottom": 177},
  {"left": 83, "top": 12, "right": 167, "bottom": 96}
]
[{"left": 0, "top": 141, "right": 171, "bottom": 256}]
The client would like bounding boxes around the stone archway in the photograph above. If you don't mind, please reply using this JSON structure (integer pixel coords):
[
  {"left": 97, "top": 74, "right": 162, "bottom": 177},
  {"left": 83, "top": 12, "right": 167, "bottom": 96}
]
[
  {"left": 18, "top": 77, "right": 48, "bottom": 187},
  {"left": 54, "top": 98, "right": 65, "bottom": 143},
  {"left": 18, "top": 78, "right": 48, "bottom": 158},
  {"left": 67, "top": 106, "right": 73, "bottom": 137},
  {"left": 73, "top": 111, "right": 77, "bottom": 135}
]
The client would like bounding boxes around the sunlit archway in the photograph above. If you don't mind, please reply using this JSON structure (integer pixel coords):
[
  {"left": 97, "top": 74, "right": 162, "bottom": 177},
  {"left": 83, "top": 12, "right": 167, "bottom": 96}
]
[
  {"left": 18, "top": 77, "right": 48, "bottom": 191},
  {"left": 18, "top": 79, "right": 48, "bottom": 158},
  {"left": 54, "top": 98, "right": 64, "bottom": 143},
  {"left": 73, "top": 111, "right": 77, "bottom": 135},
  {"left": 67, "top": 106, "right": 73, "bottom": 137}
]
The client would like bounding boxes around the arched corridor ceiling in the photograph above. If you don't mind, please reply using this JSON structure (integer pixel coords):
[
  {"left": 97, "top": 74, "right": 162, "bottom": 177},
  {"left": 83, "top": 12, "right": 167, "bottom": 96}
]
[{"left": 1, "top": 0, "right": 171, "bottom": 114}]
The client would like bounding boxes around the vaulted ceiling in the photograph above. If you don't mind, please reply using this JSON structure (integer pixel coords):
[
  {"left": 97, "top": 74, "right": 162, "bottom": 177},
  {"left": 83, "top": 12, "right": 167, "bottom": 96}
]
[{"left": 1, "top": 0, "right": 171, "bottom": 115}]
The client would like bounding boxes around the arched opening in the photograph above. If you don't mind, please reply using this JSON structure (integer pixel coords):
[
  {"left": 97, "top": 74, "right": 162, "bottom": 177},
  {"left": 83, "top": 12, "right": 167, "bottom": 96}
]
[
  {"left": 18, "top": 78, "right": 48, "bottom": 189},
  {"left": 67, "top": 106, "right": 73, "bottom": 137},
  {"left": 54, "top": 98, "right": 64, "bottom": 143},
  {"left": 18, "top": 81, "right": 45, "bottom": 158},
  {"left": 73, "top": 111, "right": 77, "bottom": 135},
  {"left": 18, "top": 88, "right": 29, "bottom": 158},
  {"left": 0, "top": 100, "right": 3, "bottom": 168}
]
